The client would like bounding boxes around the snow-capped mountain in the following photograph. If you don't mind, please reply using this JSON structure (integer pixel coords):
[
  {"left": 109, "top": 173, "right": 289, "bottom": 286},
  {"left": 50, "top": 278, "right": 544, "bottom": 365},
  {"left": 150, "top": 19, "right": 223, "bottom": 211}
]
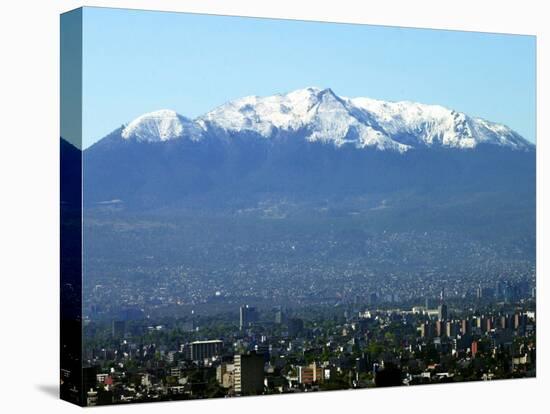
[
  {"left": 83, "top": 86, "right": 535, "bottom": 212},
  {"left": 349, "top": 96, "right": 530, "bottom": 150},
  {"left": 121, "top": 109, "right": 203, "bottom": 142},
  {"left": 119, "top": 87, "right": 533, "bottom": 152}
]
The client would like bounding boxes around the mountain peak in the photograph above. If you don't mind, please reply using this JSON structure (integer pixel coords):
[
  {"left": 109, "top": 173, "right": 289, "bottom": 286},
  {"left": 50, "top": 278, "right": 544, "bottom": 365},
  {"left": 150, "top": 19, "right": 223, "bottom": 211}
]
[
  {"left": 121, "top": 109, "right": 203, "bottom": 143},
  {"left": 298, "top": 86, "right": 334, "bottom": 96},
  {"left": 317, "top": 86, "right": 336, "bottom": 96}
]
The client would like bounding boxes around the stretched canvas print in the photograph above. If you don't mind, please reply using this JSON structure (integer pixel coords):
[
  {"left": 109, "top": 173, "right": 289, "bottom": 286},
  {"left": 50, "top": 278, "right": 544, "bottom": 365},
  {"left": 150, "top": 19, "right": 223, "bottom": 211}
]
[{"left": 60, "top": 7, "right": 536, "bottom": 406}]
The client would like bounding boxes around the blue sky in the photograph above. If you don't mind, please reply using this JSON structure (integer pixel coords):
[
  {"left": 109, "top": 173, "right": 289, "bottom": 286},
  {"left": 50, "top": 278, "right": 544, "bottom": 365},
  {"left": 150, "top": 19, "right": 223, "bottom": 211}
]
[{"left": 82, "top": 7, "right": 536, "bottom": 148}]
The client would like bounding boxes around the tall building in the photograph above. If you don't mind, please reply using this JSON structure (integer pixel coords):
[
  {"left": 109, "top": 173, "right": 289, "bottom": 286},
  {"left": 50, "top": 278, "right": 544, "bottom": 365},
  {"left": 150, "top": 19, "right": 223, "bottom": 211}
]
[
  {"left": 471, "top": 340, "right": 479, "bottom": 358},
  {"left": 460, "top": 319, "right": 471, "bottom": 335},
  {"left": 486, "top": 318, "right": 493, "bottom": 332},
  {"left": 419, "top": 322, "right": 433, "bottom": 338},
  {"left": 476, "top": 285, "right": 483, "bottom": 300},
  {"left": 234, "top": 353, "right": 265, "bottom": 395},
  {"left": 514, "top": 313, "right": 527, "bottom": 331},
  {"left": 425, "top": 297, "right": 432, "bottom": 310},
  {"left": 298, "top": 362, "right": 324, "bottom": 385},
  {"left": 475, "top": 317, "right": 483, "bottom": 330},
  {"left": 240, "top": 305, "right": 259, "bottom": 330},
  {"left": 274, "top": 307, "right": 285, "bottom": 324},
  {"left": 112, "top": 320, "right": 125, "bottom": 339},
  {"left": 287, "top": 318, "right": 304, "bottom": 337},
  {"left": 499, "top": 315, "right": 508, "bottom": 330},
  {"left": 435, "top": 320, "right": 445, "bottom": 337},
  {"left": 446, "top": 321, "right": 459, "bottom": 338},
  {"left": 187, "top": 340, "right": 223, "bottom": 362},
  {"left": 503, "top": 282, "right": 514, "bottom": 303},
  {"left": 438, "top": 303, "right": 448, "bottom": 321}
]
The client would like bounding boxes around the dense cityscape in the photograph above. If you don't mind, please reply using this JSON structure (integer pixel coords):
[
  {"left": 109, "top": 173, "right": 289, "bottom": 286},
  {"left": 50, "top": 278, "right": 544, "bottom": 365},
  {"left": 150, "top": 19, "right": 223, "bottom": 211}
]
[
  {"left": 83, "top": 215, "right": 535, "bottom": 320},
  {"left": 67, "top": 208, "right": 538, "bottom": 406},
  {"left": 77, "top": 282, "right": 535, "bottom": 405}
]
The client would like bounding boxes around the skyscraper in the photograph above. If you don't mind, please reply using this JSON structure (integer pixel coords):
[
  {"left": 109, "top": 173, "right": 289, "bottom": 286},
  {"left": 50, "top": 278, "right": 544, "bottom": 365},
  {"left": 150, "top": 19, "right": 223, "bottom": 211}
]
[
  {"left": 495, "top": 280, "right": 505, "bottom": 301},
  {"left": 438, "top": 303, "right": 448, "bottom": 321},
  {"left": 471, "top": 340, "right": 479, "bottom": 358},
  {"left": 274, "top": 306, "right": 284, "bottom": 324},
  {"left": 476, "top": 285, "right": 483, "bottom": 300},
  {"left": 287, "top": 318, "right": 304, "bottom": 337},
  {"left": 112, "top": 320, "right": 125, "bottom": 339},
  {"left": 446, "top": 321, "right": 459, "bottom": 338},
  {"left": 234, "top": 353, "right": 265, "bottom": 395},
  {"left": 419, "top": 322, "right": 433, "bottom": 338},
  {"left": 435, "top": 320, "right": 445, "bottom": 337},
  {"left": 240, "top": 305, "right": 259, "bottom": 330},
  {"left": 460, "top": 319, "right": 471, "bottom": 335}
]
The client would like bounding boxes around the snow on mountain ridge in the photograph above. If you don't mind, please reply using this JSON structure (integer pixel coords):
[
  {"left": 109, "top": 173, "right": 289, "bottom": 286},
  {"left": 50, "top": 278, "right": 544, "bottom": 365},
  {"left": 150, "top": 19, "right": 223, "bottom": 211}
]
[
  {"left": 120, "top": 88, "right": 532, "bottom": 152},
  {"left": 199, "top": 87, "right": 409, "bottom": 152},
  {"left": 121, "top": 109, "right": 202, "bottom": 142},
  {"left": 349, "top": 97, "right": 529, "bottom": 150},
  {"left": 200, "top": 87, "right": 327, "bottom": 136}
]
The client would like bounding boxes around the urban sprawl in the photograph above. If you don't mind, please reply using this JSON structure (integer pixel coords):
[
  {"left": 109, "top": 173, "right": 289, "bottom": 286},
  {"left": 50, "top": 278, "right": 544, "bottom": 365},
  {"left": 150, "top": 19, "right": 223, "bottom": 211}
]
[{"left": 77, "top": 279, "right": 536, "bottom": 406}]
